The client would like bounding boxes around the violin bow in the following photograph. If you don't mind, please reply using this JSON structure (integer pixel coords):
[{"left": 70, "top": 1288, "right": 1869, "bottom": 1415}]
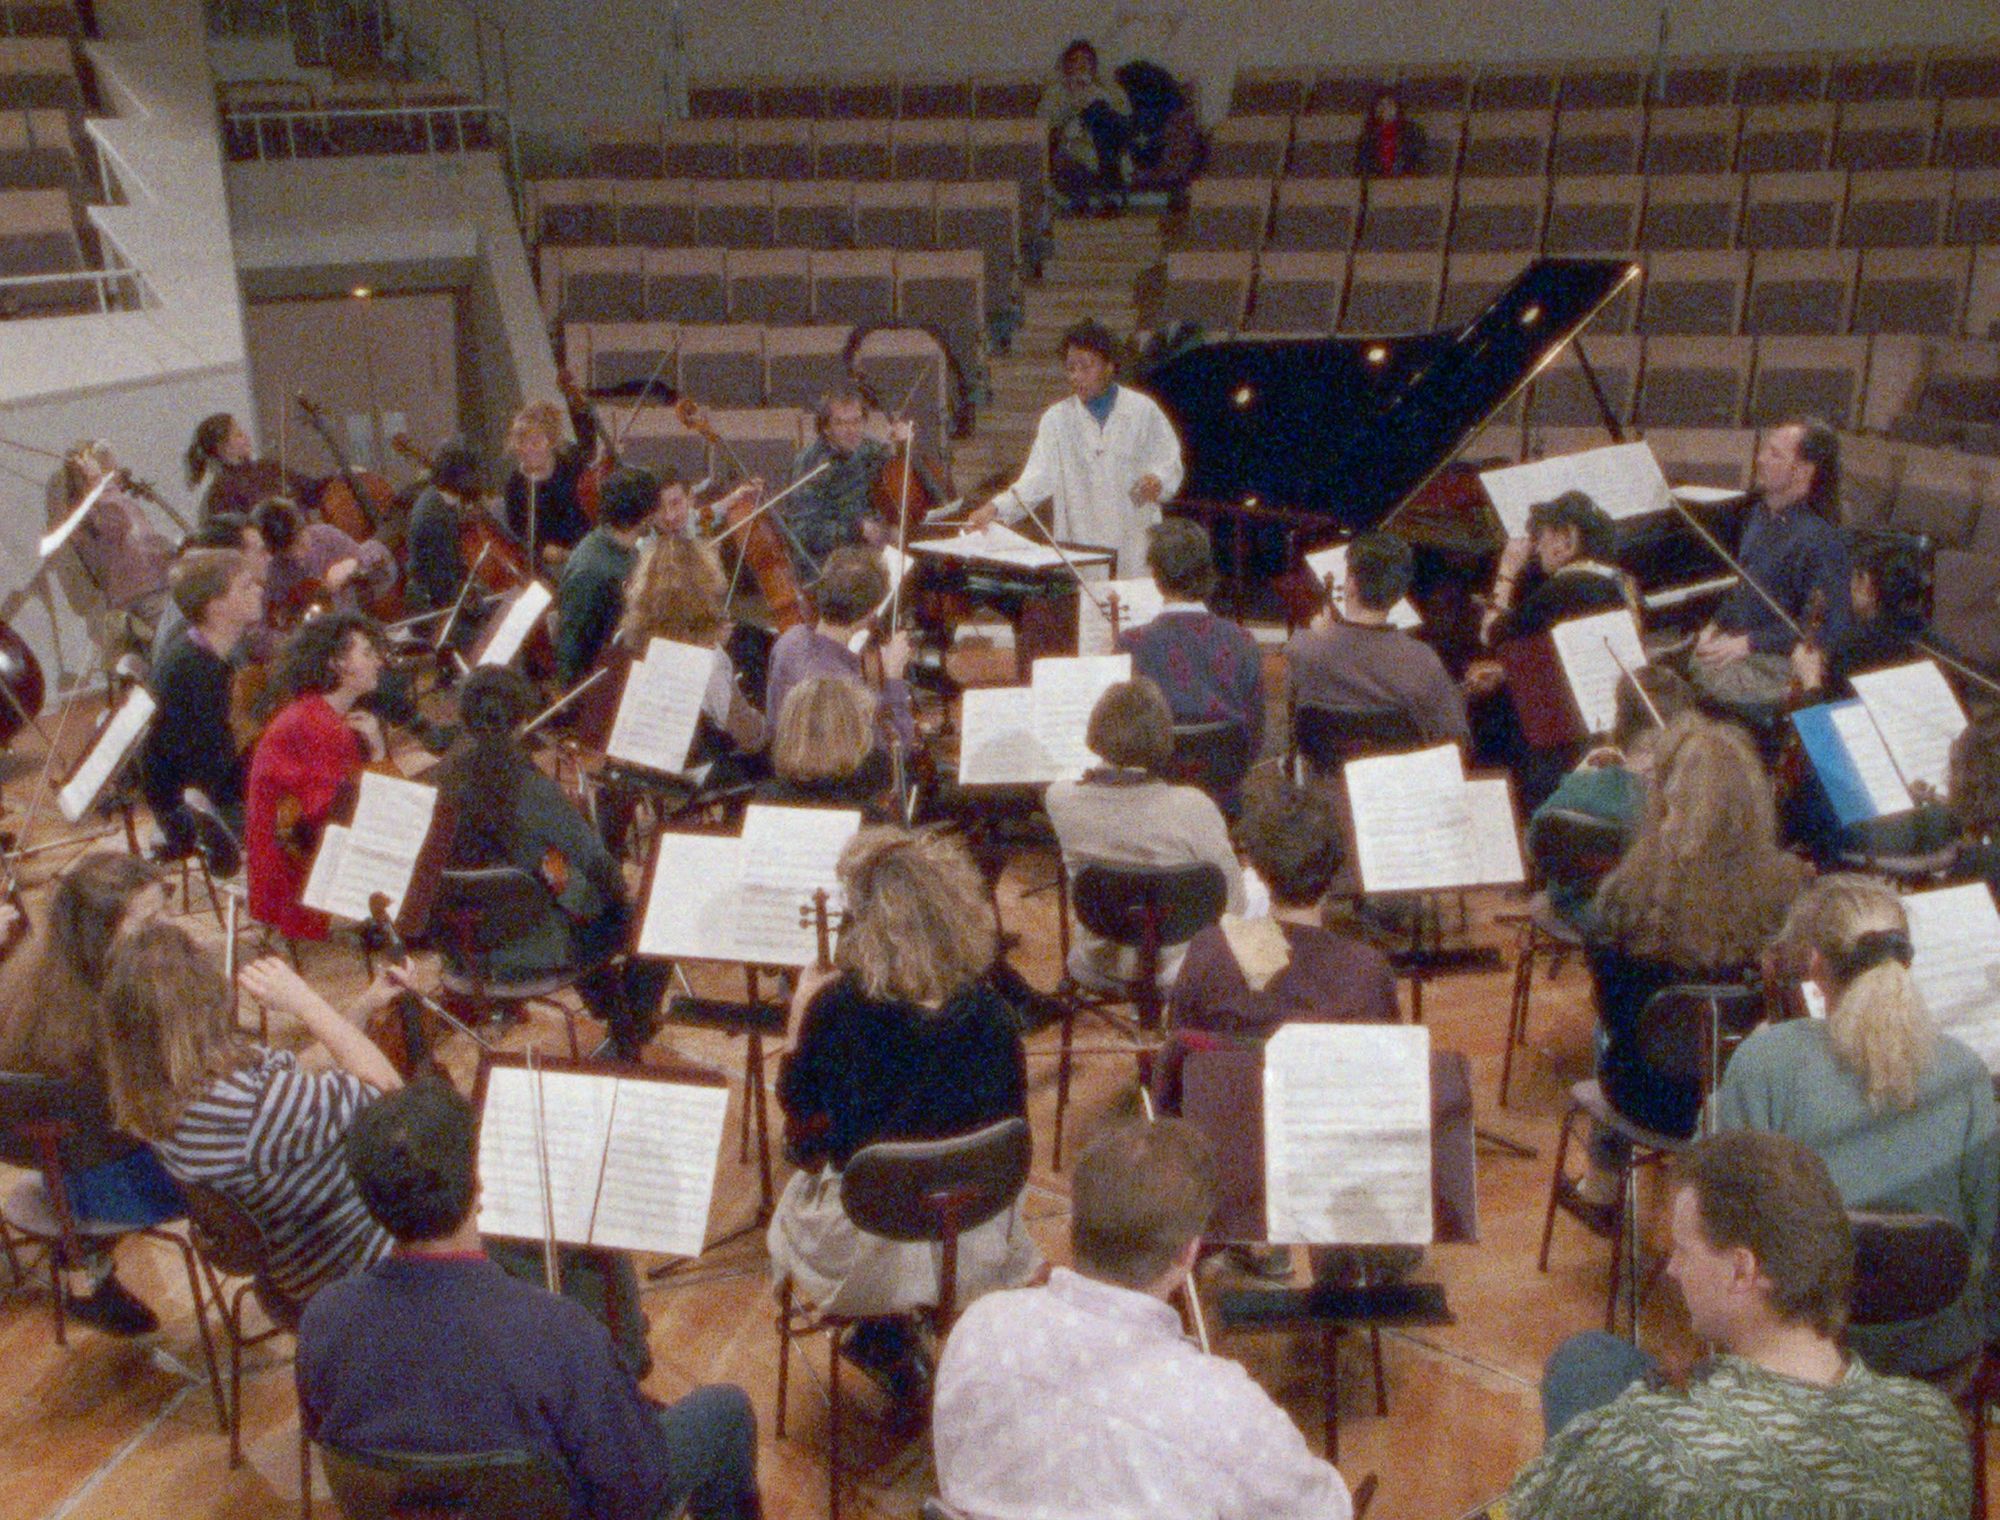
[
  {"left": 7, "top": 671, "right": 91, "bottom": 884},
  {"left": 525, "top": 1041, "right": 561, "bottom": 1293},
  {"left": 517, "top": 666, "right": 611, "bottom": 741},
  {"left": 1663, "top": 495, "right": 1803, "bottom": 642},
  {"left": 363, "top": 892, "right": 503, "bottom": 1054},
  {"left": 1909, "top": 636, "right": 2000, "bottom": 702},
  {"left": 706, "top": 463, "right": 833, "bottom": 609},
  {"left": 607, "top": 348, "right": 678, "bottom": 456},
  {"left": 1601, "top": 637, "right": 1664, "bottom": 728},
  {"left": 433, "top": 541, "right": 495, "bottom": 654}
]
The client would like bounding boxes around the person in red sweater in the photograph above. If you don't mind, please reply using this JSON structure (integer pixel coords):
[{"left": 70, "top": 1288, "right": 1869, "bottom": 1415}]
[{"left": 245, "top": 610, "right": 386, "bottom": 940}]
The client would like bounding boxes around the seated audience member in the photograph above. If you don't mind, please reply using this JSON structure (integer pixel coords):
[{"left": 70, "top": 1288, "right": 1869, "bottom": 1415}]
[
  {"left": 1285, "top": 531, "right": 1468, "bottom": 749},
  {"left": 431, "top": 667, "right": 664, "bottom": 1062},
  {"left": 1573, "top": 716, "right": 1809, "bottom": 1205},
  {"left": 1480, "top": 491, "right": 1630, "bottom": 646},
  {"left": 755, "top": 676, "right": 896, "bottom": 821},
  {"left": 141, "top": 549, "right": 261, "bottom": 857},
  {"left": 770, "top": 827, "right": 1040, "bottom": 1406},
  {"left": 253, "top": 497, "right": 396, "bottom": 624},
  {"left": 1045, "top": 678, "right": 1246, "bottom": 989},
  {"left": 1118, "top": 518, "right": 1263, "bottom": 753},
  {"left": 1527, "top": 666, "right": 1696, "bottom": 928},
  {"left": 1166, "top": 781, "right": 1395, "bottom": 1038},
  {"left": 0, "top": 856, "right": 173, "bottom": 1333},
  {"left": 1713, "top": 875, "right": 1998, "bottom": 1377},
  {"left": 297, "top": 1079, "right": 762, "bottom": 1520},
  {"left": 934, "top": 1117, "right": 1353, "bottom": 1520},
  {"left": 98, "top": 923, "right": 406, "bottom": 1303},
  {"left": 1950, "top": 712, "right": 2000, "bottom": 891},
  {"left": 554, "top": 466, "right": 676, "bottom": 688},
  {"left": 1356, "top": 87, "right": 1424, "bottom": 178},
  {"left": 245, "top": 611, "right": 387, "bottom": 941},
  {"left": 1040, "top": 38, "right": 1132, "bottom": 215},
  {"left": 1506, "top": 1131, "right": 1971, "bottom": 1518},
  {"left": 764, "top": 545, "right": 914, "bottom": 755}
]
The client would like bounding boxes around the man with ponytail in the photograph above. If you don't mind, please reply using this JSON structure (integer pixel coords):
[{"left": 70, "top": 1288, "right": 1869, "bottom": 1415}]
[{"left": 1713, "top": 874, "right": 1999, "bottom": 1377}]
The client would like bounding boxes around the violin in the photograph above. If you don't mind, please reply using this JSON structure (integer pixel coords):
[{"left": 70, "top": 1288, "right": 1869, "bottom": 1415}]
[
  {"left": 558, "top": 366, "right": 611, "bottom": 527},
  {"left": 116, "top": 471, "right": 193, "bottom": 534},
  {"left": 390, "top": 432, "right": 532, "bottom": 594},
  {"left": 363, "top": 893, "right": 453, "bottom": 1082},
  {"left": 780, "top": 889, "right": 838, "bottom": 1168},
  {"left": 677, "top": 397, "right": 812, "bottom": 631}
]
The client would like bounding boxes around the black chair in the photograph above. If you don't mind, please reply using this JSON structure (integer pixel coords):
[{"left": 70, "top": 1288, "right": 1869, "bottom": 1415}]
[
  {"left": 1496, "top": 808, "right": 1631, "bottom": 1107},
  {"left": 0, "top": 1074, "right": 225, "bottom": 1428},
  {"left": 1538, "top": 981, "right": 1765, "bottom": 1332},
  {"left": 1289, "top": 702, "right": 1422, "bottom": 782},
  {"left": 1051, "top": 861, "right": 1230, "bottom": 1167},
  {"left": 181, "top": 1180, "right": 312, "bottom": 1491},
  {"left": 774, "top": 1117, "right": 1033, "bottom": 1520},
  {"left": 430, "top": 867, "right": 590, "bottom": 1058},
  {"left": 1167, "top": 720, "right": 1254, "bottom": 809},
  {"left": 318, "top": 1443, "right": 573, "bottom": 1520}
]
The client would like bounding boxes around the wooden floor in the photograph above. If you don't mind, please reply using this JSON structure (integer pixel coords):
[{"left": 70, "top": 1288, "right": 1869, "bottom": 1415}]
[{"left": 0, "top": 668, "right": 1990, "bottom": 1520}]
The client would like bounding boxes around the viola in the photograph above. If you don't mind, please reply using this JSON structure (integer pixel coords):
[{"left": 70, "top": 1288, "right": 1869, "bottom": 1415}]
[
  {"left": 389, "top": 432, "right": 531, "bottom": 595},
  {"left": 677, "top": 397, "right": 812, "bottom": 631}
]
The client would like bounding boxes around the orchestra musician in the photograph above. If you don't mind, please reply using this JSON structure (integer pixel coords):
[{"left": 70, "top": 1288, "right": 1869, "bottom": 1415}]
[
  {"left": 770, "top": 825, "right": 1041, "bottom": 1407},
  {"left": 244, "top": 610, "right": 388, "bottom": 942},
  {"left": 184, "top": 412, "right": 318, "bottom": 524},
  {"left": 777, "top": 387, "right": 909, "bottom": 579},
  {"left": 1478, "top": 491, "right": 1630, "bottom": 646},
  {"left": 1949, "top": 714, "right": 2000, "bottom": 894},
  {"left": 401, "top": 439, "right": 490, "bottom": 615},
  {"left": 1117, "top": 517, "right": 1263, "bottom": 757},
  {"left": 618, "top": 533, "right": 767, "bottom": 763},
  {"left": 59, "top": 440, "right": 177, "bottom": 657},
  {"left": 0, "top": 855, "right": 176, "bottom": 1336},
  {"left": 756, "top": 676, "right": 897, "bottom": 821},
  {"left": 553, "top": 465, "right": 682, "bottom": 689},
  {"left": 504, "top": 395, "right": 603, "bottom": 568},
  {"left": 965, "top": 319, "right": 1185, "bottom": 577},
  {"left": 1786, "top": 535, "right": 1933, "bottom": 700},
  {"left": 252, "top": 497, "right": 397, "bottom": 623},
  {"left": 140, "top": 550, "right": 261, "bottom": 859},
  {"left": 1690, "top": 417, "right": 1852, "bottom": 715},
  {"left": 763, "top": 545, "right": 915, "bottom": 754},
  {"left": 430, "top": 667, "right": 667, "bottom": 1063},
  {"left": 149, "top": 512, "right": 274, "bottom": 666}
]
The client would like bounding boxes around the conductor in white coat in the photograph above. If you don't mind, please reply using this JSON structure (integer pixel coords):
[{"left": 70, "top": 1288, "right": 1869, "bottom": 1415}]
[{"left": 967, "top": 320, "right": 1185, "bottom": 576}]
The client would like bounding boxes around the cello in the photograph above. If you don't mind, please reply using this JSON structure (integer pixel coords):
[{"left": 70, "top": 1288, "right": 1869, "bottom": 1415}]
[
  {"left": 389, "top": 433, "right": 532, "bottom": 594},
  {"left": 294, "top": 394, "right": 402, "bottom": 550},
  {"left": 0, "top": 622, "right": 46, "bottom": 750},
  {"left": 676, "top": 397, "right": 813, "bottom": 632}
]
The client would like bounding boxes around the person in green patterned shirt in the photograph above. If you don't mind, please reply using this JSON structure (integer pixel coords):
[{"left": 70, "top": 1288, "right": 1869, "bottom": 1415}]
[{"left": 1500, "top": 1131, "right": 1971, "bottom": 1520}]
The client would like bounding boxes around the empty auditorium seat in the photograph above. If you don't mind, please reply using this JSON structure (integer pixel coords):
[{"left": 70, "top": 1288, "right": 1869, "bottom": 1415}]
[
  {"left": 1931, "top": 549, "right": 2000, "bottom": 669},
  {"left": 936, "top": 179, "right": 1021, "bottom": 308},
  {"left": 971, "top": 73, "right": 1041, "bottom": 120},
  {"left": 676, "top": 324, "right": 766, "bottom": 409},
  {"left": 1306, "top": 68, "right": 1385, "bottom": 114},
  {"left": 1339, "top": 251, "right": 1443, "bottom": 332},
  {"left": 1229, "top": 68, "right": 1309, "bottom": 118},
  {"left": 1269, "top": 176, "right": 1363, "bottom": 252},
  {"left": 1175, "top": 177, "right": 1272, "bottom": 251},
  {"left": 1740, "top": 170, "right": 1847, "bottom": 249},
  {"left": 1551, "top": 108, "right": 1646, "bottom": 176},
  {"left": 738, "top": 119, "right": 814, "bottom": 181},
  {"left": 567, "top": 322, "right": 666, "bottom": 395},
  {"left": 535, "top": 178, "right": 618, "bottom": 245},
  {"left": 1441, "top": 252, "right": 1531, "bottom": 328},
  {"left": 1926, "top": 50, "right": 2000, "bottom": 101},
  {"left": 686, "top": 78, "right": 752, "bottom": 119},
  {"left": 1654, "top": 58, "right": 1736, "bottom": 109},
  {"left": 1831, "top": 101, "right": 1936, "bottom": 172},
  {"left": 1393, "top": 65, "right": 1471, "bottom": 112},
  {"left": 1743, "top": 249, "right": 1857, "bottom": 336},
  {"left": 1936, "top": 101, "right": 2000, "bottom": 171},
  {"left": 816, "top": 120, "right": 892, "bottom": 180},
  {"left": 1638, "top": 173, "right": 1744, "bottom": 250},
  {"left": 1448, "top": 177, "right": 1546, "bottom": 252},
  {"left": 900, "top": 77, "right": 972, "bottom": 120},
  {"left": 1730, "top": 53, "right": 1827, "bottom": 107},
  {"left": 661, "top": 120, "right": 737, "bottom": 178},
  {"left": 1950, "top": 169, "right": 2000, "bottom": 245},
  {"left": 726, "top": 249, "right": 812, "bottom": 325},
  {"left": 646, "top": 247, "right": 727, "bottom": 324},
  {"left": 1839, "top": 431, "right": 1906, "bottom": 524},
  {"left": 0, "top": 107, "right": 75, "bottom": 191},
  {"left": 0, "top": 37, "right": 81, "bottom": 110},
  {"left": 1460, "top": 109, "right": 1553, "bottom": 177},
  {"left": 1406, "top": 110, "right": 1465, "bottom": 176},
  {"left": 1524, "top": 335, "right": 1640, "bottom": 428},
  {"left": 1749, "top": 335, "right": 1869, "bottom": 427},
  {"left": 773, "top": 180, "right": 854, "bottom": 250},
  {"left": 1888, "top": 445, "right": 1992, "bottom": 547},
  {"left": 763, "top": 325, "right": 853, "bottom": 411},
  {"left": 1245, "top": 251, "right": 1347, "bottom": 333},
  {"left": 896, "top": 248, "right": 985, "bottom": 378},
  {"left": 827, "top": 76, "right": 897, "bottom": 121},
  {"left": 811, "top": 249, "right": 895, "bottom": 325},
  {"left": 1638, "top": 251, "right": 1749, "bottom": 335},
  {"left": 1635, "top": 336, "right": 1753, "bottom": 428},
  {"left": 619, "top": 180, "right": 699, "bottom": 247},
  {"left": 853, "top": 181, "right": 935, "bottom": 250},
  {"left": 1827, "top": 52, "right": 1925, "bottom": 104},
  {"left": 1642, "top": 106, "right": 1741, "bottom": 175},
  {"left": 890, "top": 119, "right": 968, "bottom": 180},
  {"left": 1970, "top": 247, "right": 2000, "bottom": 339},
  {"left": 1287, "top": 113, "right": 1364, "bottom": 178},
  {"left": 1854, "top": 248, "right": 1972, "bottom": 337},
  {"left": 1357, "top": 176, "right": 1452, "bottom": 252},
  {"left": 968, "top": 119, "right": 1046, "bottom": 216},
  {"left": 1206, "top": 116, "right": 1291, "bottom": 178},
  {"left": 756, "top": 78, "right": 824, "bottom": 119},
  {"left": 558, "top": 246, "right": 648, "bottom": 324},
  {"left": 614, "top": 405, "right": 710, "bottom": 482},
  {"left": 1545, "top": 175, "right": 1644, "bottom": 253},
  {"left": 1158, "top": 250, "right": 1255, "bottom": 331},
  {"left": 1736, "top": 103, "right": 1836, "bottom": 173},
  {"left": 693, "top": 180, "right": 775, "bottom": 250},
  {"left": 1471, "top": 62, "right": 1559, "bottom": 113},
  {"left": 1644, "top": 427, "right": 1756, "bottom": 490},
  {"left": 1839, "top": 169, "right": 1949, "bottom": 247},
  {"left": 1558, "top": 60, "right": 1648, "bottom": 111}
]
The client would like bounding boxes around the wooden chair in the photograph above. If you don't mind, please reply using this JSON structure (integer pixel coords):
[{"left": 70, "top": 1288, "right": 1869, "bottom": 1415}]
[
  {"left": 1537, "top": 982, "right": 1765, "bottom": 1332},
  {"left": 774, "top": 1117, "right": 1032, "bottom": 1520},
  {"left": 181, "top": 1181, "right": 312, "bottom": 1505},
  {"left": 1050, "top": 861, "right": 1230, "bottom": 1167},
  {"left": 318, "top": 1444, "right": 573, "bottom": 1520},
  {"left": 1496, "top": 808, "right": 1630, "bottom": 1107}
]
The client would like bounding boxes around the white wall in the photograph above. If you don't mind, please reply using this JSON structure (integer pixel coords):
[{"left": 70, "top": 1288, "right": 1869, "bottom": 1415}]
[{"left": 415, "top": 0, "right": 2000, "bottom": 140}]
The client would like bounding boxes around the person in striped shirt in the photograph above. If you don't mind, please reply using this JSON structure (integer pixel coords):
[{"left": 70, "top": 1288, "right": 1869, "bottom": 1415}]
[{"left": 97, "top": 922, "right": 407, "bottom": 1304}]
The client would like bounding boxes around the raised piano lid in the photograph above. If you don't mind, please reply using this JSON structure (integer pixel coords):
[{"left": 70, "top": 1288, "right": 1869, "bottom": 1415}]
[{"left": 1141, "top": 257, "right": 1640, "bottom": 538}]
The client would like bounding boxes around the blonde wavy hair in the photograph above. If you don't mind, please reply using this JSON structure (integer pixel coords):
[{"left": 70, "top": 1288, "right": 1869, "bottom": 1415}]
[
  {"left": 619, "top": 535, "right": 728, "bottom": 650},
  {"left": 1594, "top": 714, "right": 1808, "bottom": 968},
  {"left": 773, "top": 676, "right": 874, "bottom": 783},
  {"left": 835, "top": 826, "right": 997, "bottom": 1008},
  {"left": 1782, "top": 874, "right": 1936, "bottom": 1113},
  {"left": 506, "top": 400, "right": 566, "bottom": 458},
  {"left": 96, "top": 920, "right": 252, "bottom": 1141}
]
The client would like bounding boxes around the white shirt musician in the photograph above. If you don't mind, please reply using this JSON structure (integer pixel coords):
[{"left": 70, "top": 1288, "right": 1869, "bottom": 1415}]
[{"left": 969, "top": 320, "right": 1184, "bottom": 576}]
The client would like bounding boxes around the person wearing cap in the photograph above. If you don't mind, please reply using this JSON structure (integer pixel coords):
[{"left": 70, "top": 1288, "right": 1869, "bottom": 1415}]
[
  {"left": 1480, "top": 489, "right": 1631, "bottom": 647},
  {"left": 552, "top": 466, "right": 682, "bottom": 687},
  {"left": 965, "top": 319, "right": 1183, "bottom": 577}
]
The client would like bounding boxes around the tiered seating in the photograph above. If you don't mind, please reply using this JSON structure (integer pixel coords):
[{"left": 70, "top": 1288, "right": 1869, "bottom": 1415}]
[
  {"left": 216, "top": 76, "right": 496, "bottom": 161},
  {"left": 0, "top": 27, "right": 99, "bottom": 317},
  {"left": 683, "top": 72, "right": 1043, "bottom": 121}
]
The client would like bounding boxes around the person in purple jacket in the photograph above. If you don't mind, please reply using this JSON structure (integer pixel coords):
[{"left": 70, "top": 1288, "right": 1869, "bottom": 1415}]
[{"left": 1117, "top": 518, "right": 1264, "bottom": 761}]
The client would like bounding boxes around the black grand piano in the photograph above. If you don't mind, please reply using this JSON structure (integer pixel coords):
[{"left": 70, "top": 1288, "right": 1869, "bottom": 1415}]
[{"left": 1140, "top": 256, "right": 1750, "bottom": 665}]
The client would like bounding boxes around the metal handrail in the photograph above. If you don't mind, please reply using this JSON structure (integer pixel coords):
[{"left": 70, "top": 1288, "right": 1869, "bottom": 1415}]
[
  {"left": 220, "top": 99, "right": 506, "bottom": 156},
  {"left": 0, "top": 263, "right": 149, "bottom": 316}
]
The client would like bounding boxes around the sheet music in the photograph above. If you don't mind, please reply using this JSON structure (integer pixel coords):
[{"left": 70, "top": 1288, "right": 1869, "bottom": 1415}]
[
  {"left": 1302, "top": 544, "right": 1421, "bottom": 630},
  {"left": 1480, "top": 442, "right": 1671, "bottom": 538},
  {"left": 1464, "top": 777, "right": 1527, "bottom": 886},
  {"left": 734, "top": 804, "right": 861, "bottom": 965},
  {"left": 1825, "top": 701, "right": 1914, "bottom": 818},
  {"left": 299, "top": 771, "right": 436, "bottom": 922},
  {"left": 56, "top": 687, "right": 154, "bottom": 823},
  {"left": 1031, "top": 654, "right": 1131, "bottom": 781},
  {"left": 1344, "top": 744, "right": 1474, "bottom": 893},
  {"left": 1549, "top": 608, "right": 1647, "bottom": 736},
  {"left": 1901, "top": 883, "right": 2000, "bottom": 1071},
  {"left": 1075, "top": 578, "right": 1165, "bottom": 656},
  {"left": 478, "top": 1066, "right": 614, "bottom": 1244},
  {"left": 300, "top": 823, "right": 350, "bottom": 915},
  {"left": 1263, "top": 1024, "right": 1434, "bottom": 1246},
  {"left": 587, "top": 1078, "right": 730, "bottom": 1257},
  {"left": 38, "top": 474, "right": 113, "bottom": 562},
  {"left": 957, "top": 685, "right": 1060, "bottom": 787},
  {"left": 477, "top": 580, "right": 553, "bottom": 667},
  {"left": 605, "top": 637, "right": 713, "bottom": 775},
  {"left": 1850, "top": 661, "right": 1969, "bottom": 798},
  {"left": 638, "top": 832, "right": 758, "bottom": 962},
  {"left": 911, "top": 522, "right": 1068, "bottom": 570}
]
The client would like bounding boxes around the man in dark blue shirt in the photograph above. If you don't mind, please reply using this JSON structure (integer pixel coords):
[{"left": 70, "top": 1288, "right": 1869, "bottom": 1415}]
[
  {"left": 297, "top": 1078, "right": 761, "bottom": 1520},
  {"left": 1692, "top": 417, "right": 1851, "bottom": 714}
]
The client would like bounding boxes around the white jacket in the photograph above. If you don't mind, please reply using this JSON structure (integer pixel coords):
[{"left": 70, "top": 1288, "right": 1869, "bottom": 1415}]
[{"left": 999, "top": 384, "right": 1185, "bottom": 576}]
